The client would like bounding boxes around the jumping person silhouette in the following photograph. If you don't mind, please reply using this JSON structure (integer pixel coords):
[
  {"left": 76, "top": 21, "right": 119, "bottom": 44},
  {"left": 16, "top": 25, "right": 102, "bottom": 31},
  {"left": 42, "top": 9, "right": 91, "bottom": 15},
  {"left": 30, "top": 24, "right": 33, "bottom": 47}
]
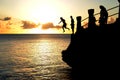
[
  {"left": 70, "top": 16, "right": 75, "bottom": 34},
  {"left": 58, "top": 17, "right": 70, "bottom": 32}
]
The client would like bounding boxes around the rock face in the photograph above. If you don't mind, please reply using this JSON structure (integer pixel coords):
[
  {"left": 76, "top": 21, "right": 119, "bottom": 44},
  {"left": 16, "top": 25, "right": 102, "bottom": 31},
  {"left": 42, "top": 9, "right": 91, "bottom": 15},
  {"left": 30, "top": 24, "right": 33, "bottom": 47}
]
[
  {"left": 62, "top": 19, "right": 119, "bottom": 66},
  {"left": 61, "top": 15, "right": 120, "bottom": 78}
]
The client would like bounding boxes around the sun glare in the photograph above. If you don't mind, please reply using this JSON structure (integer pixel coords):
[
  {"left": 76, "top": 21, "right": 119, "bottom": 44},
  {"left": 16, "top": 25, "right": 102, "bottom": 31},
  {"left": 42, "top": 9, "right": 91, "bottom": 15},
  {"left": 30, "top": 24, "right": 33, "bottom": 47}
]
[
  {"left": 27, "top": 25, "right": 59, "bottom": 34},
  {"left": 30, "top": 5, "right": 59, "bottom": 24}
]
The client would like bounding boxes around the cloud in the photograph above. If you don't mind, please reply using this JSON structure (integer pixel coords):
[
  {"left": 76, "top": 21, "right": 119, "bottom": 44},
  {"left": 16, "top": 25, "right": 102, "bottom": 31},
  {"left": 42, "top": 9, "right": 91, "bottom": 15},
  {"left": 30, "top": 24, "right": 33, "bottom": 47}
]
[
  {"left": 21, "top": 20, "right": 39, "bottom": 29},
  {"left": 0, "top": 17, "right": 11, "bottom": 21},
  {"left": 42, "top": 22, "right": 61, "bottom": 30},
  {"left": 0, "top": 18, "right": 40, "bottom": 33},
  {"left": 3, "top": 17, "right": 11, "bottom": 21},
  {"left": 0, "top": 20, "right": 12, "bottom": 33}
]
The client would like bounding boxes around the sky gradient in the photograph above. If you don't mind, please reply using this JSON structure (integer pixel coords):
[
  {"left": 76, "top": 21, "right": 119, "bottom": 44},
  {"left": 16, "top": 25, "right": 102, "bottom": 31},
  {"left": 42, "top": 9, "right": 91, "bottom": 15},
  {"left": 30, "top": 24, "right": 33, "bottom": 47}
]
[{"left": 0, "top": 0, "right": 119, "bottom": 34}]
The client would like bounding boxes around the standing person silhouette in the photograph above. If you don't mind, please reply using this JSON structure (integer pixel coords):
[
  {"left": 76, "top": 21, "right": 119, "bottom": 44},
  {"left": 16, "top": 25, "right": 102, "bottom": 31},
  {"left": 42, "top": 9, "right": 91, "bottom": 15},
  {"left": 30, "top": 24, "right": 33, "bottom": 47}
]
[
  {"left": 70, "top": 16, "right": 75, "bottom": 34},
  {"left": 99, "top": 5, "right": 108, "bottom": 26},
  {"left": 58, "top": 17, "right": 70, "bottom": 32}
]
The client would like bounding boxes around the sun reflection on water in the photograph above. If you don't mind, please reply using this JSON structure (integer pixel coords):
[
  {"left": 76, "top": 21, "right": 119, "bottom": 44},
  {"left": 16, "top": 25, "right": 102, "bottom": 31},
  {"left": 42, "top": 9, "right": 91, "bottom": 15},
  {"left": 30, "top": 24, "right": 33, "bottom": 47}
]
[
  {"left": 0, "top": 35, "right": 71, "bottom": 80},
  {"left": 31, "top": 39, "right": 58, "bottom": 65}
]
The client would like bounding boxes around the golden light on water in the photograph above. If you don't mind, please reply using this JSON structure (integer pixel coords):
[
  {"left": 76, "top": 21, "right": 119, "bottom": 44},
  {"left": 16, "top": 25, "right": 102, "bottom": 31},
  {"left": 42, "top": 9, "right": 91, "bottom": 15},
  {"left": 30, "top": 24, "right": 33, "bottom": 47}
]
[
  {"left": 9, "top": 38, "right": 60, "bottom": 73},
  {"left": 30, "top": 39, "right": 61, "bottom": 66},
  {"left": 0, "top": 34, "right": 71, "bottom": 79}
]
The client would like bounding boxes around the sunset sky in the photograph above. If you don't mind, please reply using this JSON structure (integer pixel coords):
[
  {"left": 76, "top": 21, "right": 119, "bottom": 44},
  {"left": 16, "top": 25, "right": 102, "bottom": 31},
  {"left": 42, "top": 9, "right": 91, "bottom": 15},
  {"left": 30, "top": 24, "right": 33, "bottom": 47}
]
[{"left": 0, "top": 0, "right": 119, "bottom": 34}]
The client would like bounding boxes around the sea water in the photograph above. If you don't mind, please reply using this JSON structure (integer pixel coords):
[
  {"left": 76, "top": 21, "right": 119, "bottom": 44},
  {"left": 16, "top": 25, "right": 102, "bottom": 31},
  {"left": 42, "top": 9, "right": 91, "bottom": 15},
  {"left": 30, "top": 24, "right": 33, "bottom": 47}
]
[{"left": 0, "top": 34, "right": 72, "bottom": 80}]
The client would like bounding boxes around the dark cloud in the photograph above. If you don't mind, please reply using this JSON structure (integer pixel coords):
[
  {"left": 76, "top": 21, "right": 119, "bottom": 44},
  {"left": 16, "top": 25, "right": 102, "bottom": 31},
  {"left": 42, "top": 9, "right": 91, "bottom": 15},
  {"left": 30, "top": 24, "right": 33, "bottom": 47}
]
[
  {"left": 42, "top": 22, "right": 61, "bottom": 30},
  {"left": 0, "top": 17, "right": 11, "bottom": 21},
  {"left": 21, "top": 20, "right": 39, "bottom": 29},
  {"left": 3, "top": 17, "right": 11, "bottom": 21}
]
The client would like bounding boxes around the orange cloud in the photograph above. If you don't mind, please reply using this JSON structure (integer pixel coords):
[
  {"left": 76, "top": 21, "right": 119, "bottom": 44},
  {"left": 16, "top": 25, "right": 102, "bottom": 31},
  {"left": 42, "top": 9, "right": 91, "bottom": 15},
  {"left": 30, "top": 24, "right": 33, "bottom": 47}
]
[
  {"left": 0, "top": 20, "right": 12, "bottom": 33},
  {"left": 42, "top": 22, "right": 61, "bottom": 30},
  {"left": 0, "top": 18, "right": 24, "bottom": 33},
  {"left": 21, "top": 20, "right": 40, "bottom": 29}
]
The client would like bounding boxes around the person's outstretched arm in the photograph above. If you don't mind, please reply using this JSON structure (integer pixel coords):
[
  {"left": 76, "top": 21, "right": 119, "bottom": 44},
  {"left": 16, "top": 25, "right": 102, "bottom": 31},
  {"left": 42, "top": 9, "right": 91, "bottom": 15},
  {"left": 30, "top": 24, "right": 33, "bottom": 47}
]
[{"left": 58, "top": 21, "right": 62, "bottom": 24}]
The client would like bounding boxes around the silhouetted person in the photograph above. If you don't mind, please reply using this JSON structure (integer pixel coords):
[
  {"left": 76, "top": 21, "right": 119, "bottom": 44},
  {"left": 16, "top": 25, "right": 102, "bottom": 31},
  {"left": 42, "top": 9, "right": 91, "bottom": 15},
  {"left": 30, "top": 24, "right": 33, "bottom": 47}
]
[
  {"left": 99, "top": 5, "right": 108, "bottom": 26},
  {"left": 58, "top": 17, "right": 70, "bottom": 32},
  {"left": 88, "top": 9, "right": 96, "bottom": 29},
  {"left": 70, "top": 16, "right": 75, "bottom": 34}
]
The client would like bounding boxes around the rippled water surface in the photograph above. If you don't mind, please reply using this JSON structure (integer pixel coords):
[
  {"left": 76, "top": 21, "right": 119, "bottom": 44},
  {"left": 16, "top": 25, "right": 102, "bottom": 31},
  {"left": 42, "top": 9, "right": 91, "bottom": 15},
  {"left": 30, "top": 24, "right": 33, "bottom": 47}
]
[{"left": 0, "top": 34, "right": 72, "bottom": 80}]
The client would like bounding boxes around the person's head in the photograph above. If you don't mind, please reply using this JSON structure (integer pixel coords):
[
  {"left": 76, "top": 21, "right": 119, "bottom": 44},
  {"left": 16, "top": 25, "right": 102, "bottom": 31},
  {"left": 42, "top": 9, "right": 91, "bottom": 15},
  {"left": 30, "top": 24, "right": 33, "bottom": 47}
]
[
  {"left": 60, "top": 17, "right": 63, "bottom": 19},
  {"left": 99, "top": 5, "right": 106, "bottom": 10},
  {"left": 70, "top": 16, "right": 73, "bottom": 18}
]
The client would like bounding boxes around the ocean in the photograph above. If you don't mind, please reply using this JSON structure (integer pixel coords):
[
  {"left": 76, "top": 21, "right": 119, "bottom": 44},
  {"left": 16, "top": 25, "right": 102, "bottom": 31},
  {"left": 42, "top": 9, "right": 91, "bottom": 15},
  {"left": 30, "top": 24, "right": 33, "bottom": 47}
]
[{"left": 0, "top": 34, "right": 72, "bottom": 80}]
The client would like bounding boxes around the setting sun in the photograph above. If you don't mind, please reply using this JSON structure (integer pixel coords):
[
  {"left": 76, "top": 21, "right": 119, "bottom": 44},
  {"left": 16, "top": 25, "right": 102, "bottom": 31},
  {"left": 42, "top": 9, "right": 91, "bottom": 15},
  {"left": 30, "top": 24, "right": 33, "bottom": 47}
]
[
  {"left": 0, "top": 0, "right": 118, "bottom": 34},
  {"left": 26, "top": 25, "right": 61, "bottom": 34},
  {"left": 0, "top": 0, "right": 119, "bottom": 80},
  {"left": 28, "top": 3, "right": 59, "bottom": 25}
]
